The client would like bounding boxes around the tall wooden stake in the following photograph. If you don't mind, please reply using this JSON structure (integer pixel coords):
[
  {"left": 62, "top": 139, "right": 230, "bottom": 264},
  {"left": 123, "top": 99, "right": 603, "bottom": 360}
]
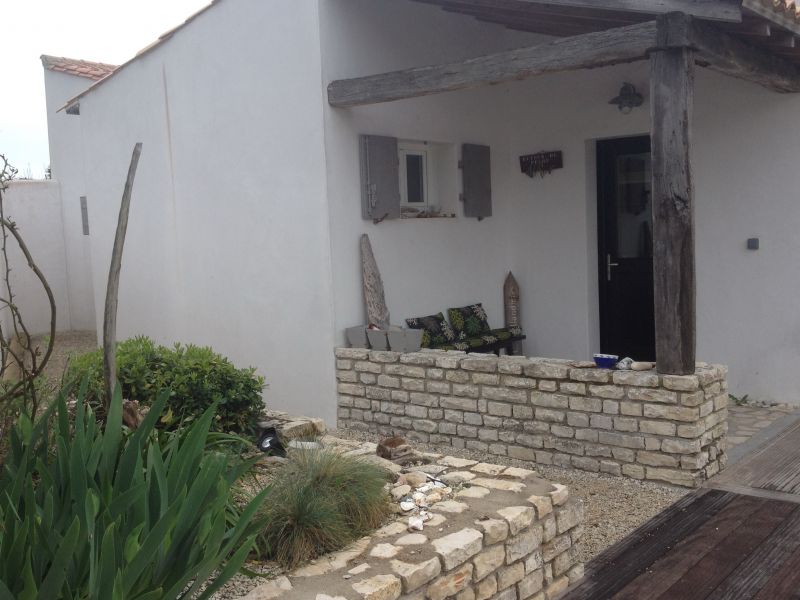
[
  {"left": 103, "top": 143, "right": 142, "bottom": 404},
  {"left": 651, "top": 16, "right": 696, "bottom": 375}
]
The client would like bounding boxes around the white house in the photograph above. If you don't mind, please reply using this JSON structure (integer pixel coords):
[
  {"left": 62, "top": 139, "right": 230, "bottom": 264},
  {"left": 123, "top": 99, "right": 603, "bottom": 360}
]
[{"left": 42, "top": 0, "right": 800, "bottom": 424}]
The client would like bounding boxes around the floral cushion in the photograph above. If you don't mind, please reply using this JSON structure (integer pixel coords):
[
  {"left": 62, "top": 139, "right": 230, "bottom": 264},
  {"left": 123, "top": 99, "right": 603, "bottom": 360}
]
[
  {"left": 437, "top": 327, "right": 525, "bottom": 351},
  {"left": 448, "top": 304, "right": 491, "bottom": 340},
  {"left": 405, "top": 313, "right": 457, "bottom": 348}
]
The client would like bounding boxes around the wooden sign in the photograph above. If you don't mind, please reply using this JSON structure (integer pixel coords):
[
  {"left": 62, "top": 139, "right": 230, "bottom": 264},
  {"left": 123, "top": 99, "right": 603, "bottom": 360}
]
[{"left": 520, "top": 151, "right": 563, "bottom": 178}]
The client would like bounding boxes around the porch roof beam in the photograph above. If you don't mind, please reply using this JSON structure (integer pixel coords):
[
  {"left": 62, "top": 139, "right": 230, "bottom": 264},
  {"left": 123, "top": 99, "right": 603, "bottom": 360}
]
[
  {"left": 513, "top": 0, "right": 742, "bottom": 22},
  {"left": 327, "top": 20, "right": 657, "bottom": 107},
  {"left": 689, "top": 18, "right": 800, "bottom": 92}
]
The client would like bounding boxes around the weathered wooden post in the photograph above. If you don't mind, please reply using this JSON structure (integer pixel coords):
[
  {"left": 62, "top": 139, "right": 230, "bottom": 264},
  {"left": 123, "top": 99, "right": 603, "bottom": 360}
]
[
  {"left": 103, "top": 143, "right": 142, "bottom": 406},
  {"left": 650, "top": 13, "right": 696, "bottom": 375}
]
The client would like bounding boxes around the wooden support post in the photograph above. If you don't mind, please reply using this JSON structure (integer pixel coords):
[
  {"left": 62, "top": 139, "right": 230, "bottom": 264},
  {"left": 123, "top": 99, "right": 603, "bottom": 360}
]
[{"left": 651, "top": 14, "right": 696, "bottom": 375}]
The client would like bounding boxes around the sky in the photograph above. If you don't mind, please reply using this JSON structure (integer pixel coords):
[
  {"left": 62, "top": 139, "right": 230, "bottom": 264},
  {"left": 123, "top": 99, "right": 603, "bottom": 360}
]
[{"left": 1, "top": 0, "right": 211, "bottom": 179}]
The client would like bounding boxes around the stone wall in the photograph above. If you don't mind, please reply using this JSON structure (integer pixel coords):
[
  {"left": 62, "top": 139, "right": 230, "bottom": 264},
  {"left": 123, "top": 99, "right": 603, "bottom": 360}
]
[
  {"left": 244, "top": 447, "right": 584, "bottom": 600},
  {"left": 336, "top": 349, "right": 728, "bottom": 487}
]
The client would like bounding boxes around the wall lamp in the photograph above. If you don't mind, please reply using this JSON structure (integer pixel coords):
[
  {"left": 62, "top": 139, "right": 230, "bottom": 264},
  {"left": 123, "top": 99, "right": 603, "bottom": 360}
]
[{"left": 609, "top": 83, "right": 644, "bottom": 114}]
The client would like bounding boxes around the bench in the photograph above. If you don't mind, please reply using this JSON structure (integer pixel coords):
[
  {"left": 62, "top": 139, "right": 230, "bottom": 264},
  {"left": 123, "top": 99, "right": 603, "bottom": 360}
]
[{"left": 405, "top": 303, "right": 526, "bottom": 356}]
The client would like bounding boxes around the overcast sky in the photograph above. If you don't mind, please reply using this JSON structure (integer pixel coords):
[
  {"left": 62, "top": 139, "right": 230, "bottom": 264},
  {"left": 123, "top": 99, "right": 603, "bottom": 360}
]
[{"left": 1, "top": 0, "right": 210, "bottom": 179}]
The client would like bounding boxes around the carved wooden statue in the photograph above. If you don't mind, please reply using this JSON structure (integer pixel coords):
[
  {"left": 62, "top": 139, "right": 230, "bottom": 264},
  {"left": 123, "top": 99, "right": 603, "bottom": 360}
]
[
  {"left": 361, "top": 234, "right": 390, "bottom": 330},
  {"left": 504, "top": 271, "right": 522, "bottom": 355}
]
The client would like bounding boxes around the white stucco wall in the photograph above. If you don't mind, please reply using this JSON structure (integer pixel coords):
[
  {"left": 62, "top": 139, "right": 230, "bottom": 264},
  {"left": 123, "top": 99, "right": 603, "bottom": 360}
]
[
  {"left": 76, "top": 0, "right": 337, "bottom": 421},
  {"left": 319, "top": 1, "right": 800, "bottom": 404},
  {"left": 43, "top": 69, "right": 97, "bottom": 332},
  {"left": 2, "top": 180, "right": 70, "bottom": 335}
]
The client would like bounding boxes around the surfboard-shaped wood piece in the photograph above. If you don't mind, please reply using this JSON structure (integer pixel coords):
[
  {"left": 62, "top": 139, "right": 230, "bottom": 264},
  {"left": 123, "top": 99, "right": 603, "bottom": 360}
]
[
  {"left": 361, "top": 234, "right": 390, "bottom": 330},
  {"left": 504, "top": 271, "right": 522, "bottom": 355}
]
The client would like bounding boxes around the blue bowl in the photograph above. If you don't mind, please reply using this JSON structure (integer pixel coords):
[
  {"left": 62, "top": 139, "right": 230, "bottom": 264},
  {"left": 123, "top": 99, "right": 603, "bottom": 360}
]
[{"left": 593, "top": 354, "right": 619, "bottom": 369}]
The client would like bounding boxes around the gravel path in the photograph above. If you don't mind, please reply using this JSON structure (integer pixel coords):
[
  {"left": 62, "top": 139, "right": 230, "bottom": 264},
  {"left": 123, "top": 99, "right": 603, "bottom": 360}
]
[
  {"left": 331, "top": 428, "right": 687, "bottom": 563},
  {"left": 31, "top": 330, "right": 96, "bottom": 385}
]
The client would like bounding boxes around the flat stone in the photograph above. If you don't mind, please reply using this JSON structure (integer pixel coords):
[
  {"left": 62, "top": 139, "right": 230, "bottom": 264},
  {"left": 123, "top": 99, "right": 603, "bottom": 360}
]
[
  {"left": 556, "top": 500, "right": 584, "bottom": 534},
  {"left": 391, "top": 485, "right": 411, "bottom": 500},
  {"left": 391, "top": 557, "right": 441, "bottom": 593},
  {"left": 434, "top": 500, "right": 470, "bottom": 513},
  {"left": 396, "top": 533, "right": 427, "bottom": 545},
  {"left": 427, "top": 513, "right": 447, "bottom": 527},
  {"left": 503, "top": 466, "right": 537, "bottom": 479},
  {"left": 426, "top": 563, "right": 474, "bottom": 600},
  {"left": 316, "top": 595, "right": 348, "bottom": 600},
  {"left": 471, "top": 478, "right": 526, "bottom": 493},
  {"left": 456, "top": 486, "right": 491, "bottom": 499},
  {"left": 417, "top": 464, "right": 448, "bottom": 475},
  {"left": 441, "top": 471, "right": 476, "bottom": 485},
  {"left": 472, "top": 462, "right": 506, "bottom": 475},
  {"left": 398, "top": 472, "right": 428, "bottom": 487},
  {"left": 549, "top": 484, "right": 569, "bottom": 506},
  {"left": 497, "top": 506, "right": 536, "bottom": 535},
  {"left": 432, "top": 527, "right": 484, "bottom": 570},
  {"left": 528, "top": 494, "right": 553, "bottom": 519},
  {"left": 370, "top": 543, "right": 399, "bottom": 559},
  {"left": 440, "top": 456, "right": 479, "bottom": 468},
  {"left": 243, "top": 575, "right": 292, "bottom": 599},
  {"left": 376, "top": 522, "right": 408, "bottom": 537},
  {"left": 473, "top": 543, "right": 505, "bottom": 581},
  {"left": 506, "top": 528, "right": 543, "bottom": 564},
  {"left": 349, "top": 563, "right": 371, "bottom": 575},
  {"left": 293, "top": 537, "right": 371, "bottom": 577},
  {"left": 497, "top": 561, "right": 525, "bottom": 590},
  {"left": 475, "top": 517, "right": 509, "bottom": 544},
  {"left": 352, "top": 574, "right": 402, "bottom": 600}
]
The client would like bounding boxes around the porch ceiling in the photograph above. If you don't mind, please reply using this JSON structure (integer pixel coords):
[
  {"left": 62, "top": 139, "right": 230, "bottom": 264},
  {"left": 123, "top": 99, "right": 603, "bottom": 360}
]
[{"left": 408, "top": 0, "right": 800, "bottom": 67}]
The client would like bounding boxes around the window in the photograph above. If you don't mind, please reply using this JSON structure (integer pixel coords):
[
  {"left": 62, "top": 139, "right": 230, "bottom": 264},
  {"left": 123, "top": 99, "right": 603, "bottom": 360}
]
[{"left": 399, "top": 142, "right": 429, "bottom": 208}]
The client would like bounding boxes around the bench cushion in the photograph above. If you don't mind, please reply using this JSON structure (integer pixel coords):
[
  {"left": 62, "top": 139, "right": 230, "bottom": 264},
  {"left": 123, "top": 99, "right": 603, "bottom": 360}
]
[
  {"left": 436, "top": 327, "right": 524, "bottom": 351},
  {"left": 405, "top": 312, "right": 457, "bottom": 348},
  {"left": 448, "top": 304, "right": 491, "bottom": 340}
]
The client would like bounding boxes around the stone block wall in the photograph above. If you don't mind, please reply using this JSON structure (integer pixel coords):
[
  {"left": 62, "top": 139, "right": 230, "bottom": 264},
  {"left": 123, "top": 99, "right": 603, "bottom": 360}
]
[{"left": 336, "top": 349, "right": 728, "bottom": 487}]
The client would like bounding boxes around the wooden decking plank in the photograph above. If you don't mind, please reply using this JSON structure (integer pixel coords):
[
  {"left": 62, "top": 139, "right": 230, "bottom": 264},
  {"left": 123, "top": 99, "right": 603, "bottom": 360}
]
[
  {"left": 708, "top": 503, "right": 800, "bottom": 599},
  {"left": 655, "top": 498, "right": 797, "bottom": 600},
  {"left": 610, "top": 494, "right": 764, "bottom": 600},
  {"left": 706, "top": 481, "right": 800, "bottom": 504},
  {"left": 752, "top": 540, "right": 800, "bottom": 600},
  {"left": 564, "top": 490, "right": 736, "bottom": 599}
]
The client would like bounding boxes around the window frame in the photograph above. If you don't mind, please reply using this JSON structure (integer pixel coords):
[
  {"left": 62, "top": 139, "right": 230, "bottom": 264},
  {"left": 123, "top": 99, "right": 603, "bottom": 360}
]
[{"left": 398, "top": 141, "right": 430, "bottom": 209}]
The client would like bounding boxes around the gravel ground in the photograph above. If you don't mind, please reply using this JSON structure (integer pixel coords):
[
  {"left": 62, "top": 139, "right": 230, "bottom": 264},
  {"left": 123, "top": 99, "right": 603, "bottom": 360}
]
[
  {"left": 331, "top": 428, "right": 688, "bottom": 564},
  {"left": 30, "top": 330, "right": 96, "bottom": 385}
]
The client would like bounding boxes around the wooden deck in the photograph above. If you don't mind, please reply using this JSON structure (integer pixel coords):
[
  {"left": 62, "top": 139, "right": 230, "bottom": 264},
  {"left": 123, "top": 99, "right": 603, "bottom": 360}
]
[{"left": 564, "top": 418, "right": 800, "bottom": 600}]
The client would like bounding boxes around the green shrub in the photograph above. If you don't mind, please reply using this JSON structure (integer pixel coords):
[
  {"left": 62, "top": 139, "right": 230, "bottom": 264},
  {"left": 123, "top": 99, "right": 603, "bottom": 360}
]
[
  {"left": 255, "top": 449, "right": 392, "bottom": 569},
  {"left": 67, "top": 336, "right": 265, "bottom": 433},
  {"left": 0, "top": 383, "right": 269, "bottom": 599}
]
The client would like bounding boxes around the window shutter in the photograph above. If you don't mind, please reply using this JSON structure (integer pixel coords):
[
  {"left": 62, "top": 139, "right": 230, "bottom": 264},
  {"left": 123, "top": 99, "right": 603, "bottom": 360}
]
[
  {"left": 461, "top": 143, "right": 492, "bottom": 219},
  {"left": 360, "top": 135, "right": 401, "bottom": 221}
]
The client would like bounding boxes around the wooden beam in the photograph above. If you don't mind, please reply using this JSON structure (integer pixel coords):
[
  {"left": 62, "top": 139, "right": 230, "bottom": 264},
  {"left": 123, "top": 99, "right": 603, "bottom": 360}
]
[
  {"left": 328, "top": 20, "right": 656, "bottom": 107},
  {"left": 690, "top": 18, "right": 800, "bottom": 92},
  {"left": 743, "top": 0, "right": 800, "bottom": 36},
  {"left": 651, "top": 15, "right": 696, "bottom": 375},
  {"left": 515, "top": 0, "right": 741, "bottom": 22}
]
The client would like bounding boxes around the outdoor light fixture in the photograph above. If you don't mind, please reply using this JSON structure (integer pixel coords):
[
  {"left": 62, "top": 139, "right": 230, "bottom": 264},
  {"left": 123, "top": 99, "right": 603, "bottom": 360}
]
[{"left": 609, "top": 83, "right": 643, "bottom": 114}]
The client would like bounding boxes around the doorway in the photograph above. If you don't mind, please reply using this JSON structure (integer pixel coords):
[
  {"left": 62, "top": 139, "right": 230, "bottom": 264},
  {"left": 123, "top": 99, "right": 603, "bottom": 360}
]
[{"left": 597, "top": 136, "right": 656, "bottom": 362}]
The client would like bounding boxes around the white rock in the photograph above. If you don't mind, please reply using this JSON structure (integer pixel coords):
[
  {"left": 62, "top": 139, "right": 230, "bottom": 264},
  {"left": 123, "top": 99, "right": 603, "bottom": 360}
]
[
  {"left": 408, "top": 516, "right": 425, "bottom": 531},
  {"left": 369, "top": 543, "right": 399, "bottom": 559}
]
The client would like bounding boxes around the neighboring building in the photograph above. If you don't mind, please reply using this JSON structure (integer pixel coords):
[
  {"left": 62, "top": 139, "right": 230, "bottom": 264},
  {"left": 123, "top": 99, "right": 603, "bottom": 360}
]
[{"left": 42, "top": 0, "right": 800, "bottom": 423}]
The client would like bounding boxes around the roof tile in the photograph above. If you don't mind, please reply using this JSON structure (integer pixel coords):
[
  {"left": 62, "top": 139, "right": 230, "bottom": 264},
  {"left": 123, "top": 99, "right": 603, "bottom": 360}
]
[{"left": 40, "top": 55, "right": 117, "bottom": 80}]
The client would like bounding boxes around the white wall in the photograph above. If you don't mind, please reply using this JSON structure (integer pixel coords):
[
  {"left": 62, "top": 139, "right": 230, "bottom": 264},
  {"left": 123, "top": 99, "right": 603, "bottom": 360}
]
[
  {"left": 2, "top": 180, "right": 70, "bottom": 335},
  {"left": 76, "top": 0, "right": 338, "bottom": 422},
  {"left": 43, "top": 70, "right": 97, "bottom": 332},
  {"left": 319, "top": 1, "right": 800, "bottom": 404}
]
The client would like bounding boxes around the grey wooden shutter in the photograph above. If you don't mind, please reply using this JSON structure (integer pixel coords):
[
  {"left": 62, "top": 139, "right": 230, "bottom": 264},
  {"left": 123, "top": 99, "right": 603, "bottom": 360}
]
[
  {"left": 462, "top": 143, "right": 492, "bottom": 219},
  {"left": 360, "top": 135, "right": 401, "bottom": 221}
]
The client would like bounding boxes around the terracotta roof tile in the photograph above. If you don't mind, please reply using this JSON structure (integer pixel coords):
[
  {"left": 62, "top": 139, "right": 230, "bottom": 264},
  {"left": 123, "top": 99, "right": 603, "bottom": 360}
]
[{"left": 40, "top": 55, "right": 117, "bottom": 80}]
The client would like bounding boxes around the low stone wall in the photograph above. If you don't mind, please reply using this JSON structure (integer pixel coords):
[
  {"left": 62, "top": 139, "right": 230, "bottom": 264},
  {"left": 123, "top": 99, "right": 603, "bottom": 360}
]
[
  {"left": 336, "top": 349, "right": 728, "bottom": 487},
  {"left": 244, "top": 447, "right": 584, "bottom": 600}
]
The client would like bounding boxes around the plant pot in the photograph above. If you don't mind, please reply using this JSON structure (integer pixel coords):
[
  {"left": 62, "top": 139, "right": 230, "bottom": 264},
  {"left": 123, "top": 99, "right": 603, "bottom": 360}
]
[
  {"left": 404, "top": 329, "right": 424, "bottom": 352},
  {"left": 346, "top": 326, "right": 369, "bottom": 348},
  {"left": 366, "top": 329, "right": 389, "bottom": 351}
]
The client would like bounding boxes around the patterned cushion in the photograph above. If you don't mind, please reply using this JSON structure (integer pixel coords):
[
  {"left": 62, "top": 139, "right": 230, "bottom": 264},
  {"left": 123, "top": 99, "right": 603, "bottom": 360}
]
[
  {"left": 448, "top": 304, "right": 491, "bottom": 340},
  {"left": 437, "top": 327, "right": 525, "bottom": 352},
  {"left": 405, "top": 313, "right": 457, "bottom": 348}
]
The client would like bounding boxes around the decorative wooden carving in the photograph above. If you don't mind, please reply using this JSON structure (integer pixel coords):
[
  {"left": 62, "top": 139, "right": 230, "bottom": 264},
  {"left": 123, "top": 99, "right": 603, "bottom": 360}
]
[
  {"left": 520, "top": 151, "right": 563, "bottom": 178},
  {"left": 504, "top": 272, "right": 523, "bottom": 355},
  {"left": 360, "top": 234, "right": 391, "bottom": 330}
]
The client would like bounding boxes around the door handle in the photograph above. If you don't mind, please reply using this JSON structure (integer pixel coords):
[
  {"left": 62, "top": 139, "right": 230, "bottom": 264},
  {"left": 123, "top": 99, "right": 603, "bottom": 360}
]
[{"left": 607, "top": 254, "right": 620, "bottom": 282}]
